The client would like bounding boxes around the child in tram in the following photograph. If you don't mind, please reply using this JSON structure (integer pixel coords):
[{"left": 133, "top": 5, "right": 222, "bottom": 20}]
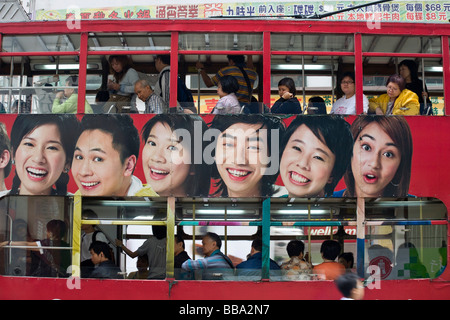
[
  {"left": 335, "top": 115, "right": 413, "bottom": 198},
  {"left": 136, "top": 113, "right": 211, "bottom": 197},
  {"left": 279, "top": 115, "right": 353, "bottom": 198},
  {"left": 9, "top": 114, "right": 80, "bottom": 195}
]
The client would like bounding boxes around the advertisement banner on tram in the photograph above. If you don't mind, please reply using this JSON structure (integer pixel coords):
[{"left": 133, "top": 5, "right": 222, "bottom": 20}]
[{"left": 0, "top": 113, "right": 447, "bottom": 200}]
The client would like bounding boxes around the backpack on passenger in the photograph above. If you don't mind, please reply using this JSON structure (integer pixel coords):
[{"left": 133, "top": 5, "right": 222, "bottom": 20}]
[{"left": 159, "top": 69, "right": 196, "bottom": 112}]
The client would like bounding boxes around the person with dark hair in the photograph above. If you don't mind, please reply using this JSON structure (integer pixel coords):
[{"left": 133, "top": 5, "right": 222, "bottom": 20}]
[
  {"left": 181, "top": 232, "right": 234, "bottom": 280},
  {"left": 313, "top": 240, "right": 345, "bottom": 280},
  {"left": 136, "top": 113, "right": 211, "bottom": 197},
  {"left": 72, "top": 114, "right": 155, "bottom": 196},
  {"left": 307, "top": 96, "right": 327, "bottom": 115},
  {"left": 154, "top": 54, "right": 172, "bottom": 111},
  {"left": 174, "top": 234, "right": 191, "bottom": 279},
  {"left": 89, "top": 241, "right": 122, "bottom": 279},
  {"left": 52, "top": 75, "right": 93, "bottom": 114},
  {"left": 196, "top": 54, "right": 258, "bottom": 105},
  {"left": 338, "top": 252, "right": 355, "bottom": 272},
  {"left": 212, "top": 75, "right": 241, "bottom": 114},
  {"left": 0, "top": 122, "right": 11, "bottom": 197},
  {"left": 116, "top": 225, "right": 167, "bottom": 279},
  {"left": 127, "top": 254, "right": 150, "bottom": 279},
  {"left": 279, "top": 116, "right": 353, "bottom": 198},
  {"left": 399, "top": 59, "right": 432, "bottom": 115},
  {"left": 10, "top": 114, "right": 80, "bottom": 195},
  {"left": 134, "top": 79, "right": 167, "bottom": 114},
  {"left": 280, "top": 240, "right": 312, "bottom": 280},
  {"left": 330, "top": 72, "right": 369, "bottom": 115},
  {"left": 369, "top": 74, "right": 420, "bottom": 115},
  {"left": 80, "top": 209, "right": 109, "bottom": 278},
  {"left": 270, "top": 77, "right": 302, "bottom": 114},
  {"left": 335, "top": 272, "right": 365, "bottom": 300},
  {"left": 105, "top": 55, "right": 139, "bottom": 113},
  {"left": 335, "top": 116, "right": 413, "bottom": 198},
  {"left": 1, "top": 219, "right": 71, "bottom": 278},
  {"left": 209, "top": 114, "right": 285, "bottom": 197},
  {"left": 236, "top": 239, "right": 280, "bottom": 279}
]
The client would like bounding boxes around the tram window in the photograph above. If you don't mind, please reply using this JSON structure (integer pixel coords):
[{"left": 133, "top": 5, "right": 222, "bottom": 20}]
[
  {"left": 83, "top": 197, "right": 168, "bottom": 220},
  {"left": 2, "top": 35, "right": 80, "bottom": 53},
  {"left": 0, "top": 195, "right": 72, "bottom": 278},
  {"left": 88, "top": 33, "right": 171, "bottom": 51},
  {"left": 179, "top": 33, "right": 263, "bottom": 51},
  {"left": 362, "top": 35, "right": 441, "bottom": 54},
  {"left": 271, "top": 34, "right": 354, "bottom": 52}
]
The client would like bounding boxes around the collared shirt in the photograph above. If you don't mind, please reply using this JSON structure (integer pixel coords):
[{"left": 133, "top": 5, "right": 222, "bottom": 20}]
[{"left": 145, "top": 92, "right": 167, "bottom": 114}]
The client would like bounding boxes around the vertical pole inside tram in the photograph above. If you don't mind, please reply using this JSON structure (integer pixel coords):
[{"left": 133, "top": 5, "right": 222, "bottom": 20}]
[{"left": 261, "top": 198, "right": 270, "bottom": 280}]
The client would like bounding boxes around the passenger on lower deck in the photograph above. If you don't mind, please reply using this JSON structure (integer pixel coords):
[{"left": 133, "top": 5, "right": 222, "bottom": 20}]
[
  {"left": 313, "top": 240, "right": 345, "bottom": 280},
  {"left": 89, "top": 241, "right": 122, "bottom": 279},
  {"left": 235, "top": 239, "right": 280, "bottom": 279}
]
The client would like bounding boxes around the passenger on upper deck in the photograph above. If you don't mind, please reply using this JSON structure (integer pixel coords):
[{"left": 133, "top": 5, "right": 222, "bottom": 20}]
[
  {"left": 52, "top": 75, "right": 93, "bottom": 114},
  {"left": 181, "top": 232, "right": 234, "bottom": 280},
  {"left": 279, "top": 116, "right": 353, "bottom": 198},
  {"left": 211, "top": 75, "right": 241, "bottom": 114},
  {"left": 330, "top": 72, "right": 369, "bottom": 115},
  {"left": 209, "top": 114, "right": 285, "bottom": 198},
  {"left": 398, "top": 59, "right": 433, "bottom": 115},
  {"left": 196, "top": 55, "right": 257, "bottom": 106},
  {"left": 9, "top": 114, "right": 79, "bottom": 196},
  {"left": 270, "top": 77, "right": 302, "bottom": 115},
  {"left": 0, "top": 122, "right": 11, "bottom": 197},
  {"left": 71, "top": 115, "right": 156, "bottom": 197},
  {"left": 104, "top": 55, "right": 139, "bottom": 113},
  {"left": 368, "top": 74, "right": 420, "bottom": 115},
  {"left": 135, "top": 114, "right": 211, "bottom": 197},
  {"left": 335, "top": 116, "right": 413, "bottom": 198},
  {"left": 134, "top": 79, "right": 167, "bottom": 114}
]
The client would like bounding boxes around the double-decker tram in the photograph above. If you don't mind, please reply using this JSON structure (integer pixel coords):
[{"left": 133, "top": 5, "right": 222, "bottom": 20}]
[{"left": 0, "top": 0, "right": 449, "bottom": 300}]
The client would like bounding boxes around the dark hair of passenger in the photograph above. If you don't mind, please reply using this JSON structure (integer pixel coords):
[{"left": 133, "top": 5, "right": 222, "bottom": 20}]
[
  {"left": 205, "top": 232, "right": 222, "bottom": 250},
  {"left": 335, "top": 272, "right": 361, "bottom": 298},
  {"left": 227, "top": 54, "right": 245, "bottom": 67},
  {"left": 398, "top": 59, "right": 419, "bottom": 82},
  {"left": 89, "top": 241, "right": 113, "bottom": 260},
  {"left": 209, "top": 114, "right": 285, "bottom": 197},
  {"left": 339, "top": 252, "right": 354, "bottom": 269},
  {"left": 10, "top": 114, "right": 80, "bottom": 195},
  {"left": 175, "top": 234, "right": 185, "bottom": 249},
  {"left": 156, "top": 54, "right": 171, "bottom": 65},
  {"left": 108, "top": 55, "right": 133, "bottom": 83},
  {"left": 278, "top": 77, "right": 297, "bottom": 96},
  {"left": 152, "top": 225, "right": 167, "bottom": 240},
  {"left": 308, "top": 96, "right": 327, "bottom": 114},
  {"left": 252, "top": 239, "right": 263, "bottom": 252},
  {"left": 386, "top": 73, "right": 406, "bottom": 91},
  {"left": 320, "top": 240, "right": 341, "bottom": 261},
  {"left": 219, "top": 75, "right": 239, "bottom": 94},
  {"left": 141, "top": 114, "right": 212, "bottom": 196},
  {"left": 280, "top": 116, "right": 353, "bottom": 196},
  {"left": 286, "top": 240, "right": 305, "bottom": 257},
  {"left": 80, "top": 114, "right": 140, "bottom": 165},
  {"left": 46, "top": 219, "right": 67, "bottom": 240},
  {"left": 95, "top": 90, "right": 110, "bottom": 102}
]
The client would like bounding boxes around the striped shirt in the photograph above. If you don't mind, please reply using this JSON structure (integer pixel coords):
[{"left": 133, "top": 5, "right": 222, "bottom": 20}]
[
  {"left": 211, "top": 66, "right": 257, "bottom": 103},
  {"left": 145, "top": 92, "right": 167, "bottom": 113}
]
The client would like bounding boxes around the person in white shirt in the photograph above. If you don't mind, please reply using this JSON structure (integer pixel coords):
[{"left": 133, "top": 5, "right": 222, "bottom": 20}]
[
  {"left": 212, "top": 75, "right": 241, "bottom": 114},
  {"left": 330, "top": 72, "right": 369, "bottom": 115}
]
